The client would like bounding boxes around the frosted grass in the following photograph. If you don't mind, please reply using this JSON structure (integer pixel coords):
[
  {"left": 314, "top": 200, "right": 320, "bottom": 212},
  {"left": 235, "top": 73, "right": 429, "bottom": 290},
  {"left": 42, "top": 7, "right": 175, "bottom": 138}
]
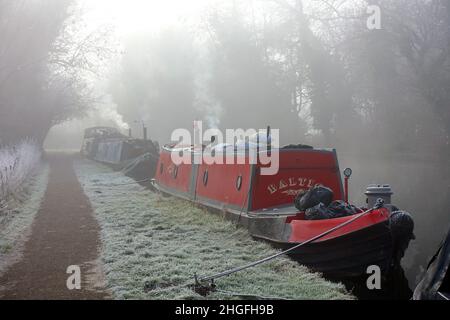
[
  {"left": 75, "top": 159, "right": 353, "bottom": 300},
  {"left": 0, "top": 139, "right": 42, "bottom": 202},
  {"left": 0, "top": 164, "right": 49, "bottom": 271}
]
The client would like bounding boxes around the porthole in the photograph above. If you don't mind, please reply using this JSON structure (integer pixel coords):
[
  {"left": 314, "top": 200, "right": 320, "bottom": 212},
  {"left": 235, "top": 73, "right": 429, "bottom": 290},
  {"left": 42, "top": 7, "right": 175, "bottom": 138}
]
[
  {"left": 236, "top": 175, "right": 243, "bottom": 191},
  {"left": 203, "top": 170, "right": 208, "bottom": 186}
]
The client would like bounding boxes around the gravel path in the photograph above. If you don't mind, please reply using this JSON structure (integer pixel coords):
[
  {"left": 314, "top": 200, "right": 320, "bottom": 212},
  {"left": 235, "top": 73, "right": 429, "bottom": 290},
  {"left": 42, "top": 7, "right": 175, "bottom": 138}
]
[{"left": 0, "top": 153, "right": 108, "bottom": 299}]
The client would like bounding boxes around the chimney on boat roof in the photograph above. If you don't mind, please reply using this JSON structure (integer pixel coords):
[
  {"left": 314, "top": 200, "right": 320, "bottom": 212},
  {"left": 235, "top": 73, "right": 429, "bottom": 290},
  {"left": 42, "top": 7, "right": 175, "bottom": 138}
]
[{"left": 143, "top": 126, "right": 147, "bottom": 140}]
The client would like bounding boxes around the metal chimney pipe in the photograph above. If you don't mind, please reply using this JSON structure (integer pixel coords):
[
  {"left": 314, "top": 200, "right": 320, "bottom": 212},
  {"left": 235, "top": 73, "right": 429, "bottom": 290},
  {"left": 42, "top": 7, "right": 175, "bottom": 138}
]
[{"left": 143, "top": 126, "right": 147, "bottom": 140}]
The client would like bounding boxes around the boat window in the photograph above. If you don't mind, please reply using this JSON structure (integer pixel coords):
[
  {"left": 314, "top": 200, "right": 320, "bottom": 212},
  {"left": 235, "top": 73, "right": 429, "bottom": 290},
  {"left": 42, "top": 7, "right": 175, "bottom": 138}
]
[
  {"left": 203, "top": 170, "right": 208, "bottom": 186},
  {"left": 236, "top": 175, "right": 242, "bottom": 191}
]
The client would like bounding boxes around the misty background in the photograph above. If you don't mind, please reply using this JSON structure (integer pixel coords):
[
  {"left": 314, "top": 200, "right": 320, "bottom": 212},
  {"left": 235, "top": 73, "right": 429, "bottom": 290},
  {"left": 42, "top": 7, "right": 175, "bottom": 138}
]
[{"left": 1, "top": 0, "right": 449, "bottom": 286}]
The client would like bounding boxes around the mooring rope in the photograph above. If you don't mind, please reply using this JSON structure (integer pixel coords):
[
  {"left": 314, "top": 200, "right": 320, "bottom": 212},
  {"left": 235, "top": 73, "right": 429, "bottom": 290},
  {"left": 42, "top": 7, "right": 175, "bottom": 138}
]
[
  {"left": 120, "top": 152, "right": 160, "bottom": 173},
  {"left": 437, "top": 292, "right": 449, "bottom": 300},
  {"left": 198, "top": 200, "right": 384, "bottom": 283},
  {"left": 144, "top": 200, "right": 385, "bottom": 298}
]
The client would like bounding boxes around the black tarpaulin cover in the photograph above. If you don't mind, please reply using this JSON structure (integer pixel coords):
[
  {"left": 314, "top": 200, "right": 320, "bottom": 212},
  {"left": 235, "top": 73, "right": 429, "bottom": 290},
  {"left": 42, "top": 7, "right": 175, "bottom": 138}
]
[{"left": 413, "top": 226, "right": 450, "bottom": 300}]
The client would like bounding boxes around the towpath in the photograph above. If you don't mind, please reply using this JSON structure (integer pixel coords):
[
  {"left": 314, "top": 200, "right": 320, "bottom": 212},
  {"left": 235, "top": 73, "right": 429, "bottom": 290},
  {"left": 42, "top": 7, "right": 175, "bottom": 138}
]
[{"left": 0, "top": 153, "right": 108, "bottom": 299}]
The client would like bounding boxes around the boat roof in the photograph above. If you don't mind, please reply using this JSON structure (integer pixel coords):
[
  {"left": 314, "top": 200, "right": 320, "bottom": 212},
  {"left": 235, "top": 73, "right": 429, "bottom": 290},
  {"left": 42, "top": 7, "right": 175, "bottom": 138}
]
[
  {"left": 83, "top": 127, "right": 127, "bottom": 139},
  {"left": 162, "top": 143, "right": 334, "bottom": 153}
]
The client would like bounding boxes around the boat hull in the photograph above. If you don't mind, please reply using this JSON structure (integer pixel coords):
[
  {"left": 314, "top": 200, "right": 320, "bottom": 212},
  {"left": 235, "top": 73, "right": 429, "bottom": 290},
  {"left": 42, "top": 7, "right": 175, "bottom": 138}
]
[
  {"left": 81, "top": 127, "right": 159, "bottom": 171},
  {"left": 260, "top": 221, "right": 393, "bottom": 278}
]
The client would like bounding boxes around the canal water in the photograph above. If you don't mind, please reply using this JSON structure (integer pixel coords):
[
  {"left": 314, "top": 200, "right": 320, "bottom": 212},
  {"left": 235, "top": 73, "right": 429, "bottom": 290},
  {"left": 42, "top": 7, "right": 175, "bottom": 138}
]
[{"left": 337, "top": 153, "right": 450, "bottom": 298}]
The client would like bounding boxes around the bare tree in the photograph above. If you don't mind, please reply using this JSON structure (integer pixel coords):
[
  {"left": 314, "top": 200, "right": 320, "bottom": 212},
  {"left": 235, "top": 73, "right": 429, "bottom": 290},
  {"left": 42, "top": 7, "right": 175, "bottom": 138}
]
[{"left": 0, "top": 0, "right": 115, "bottom": 146}]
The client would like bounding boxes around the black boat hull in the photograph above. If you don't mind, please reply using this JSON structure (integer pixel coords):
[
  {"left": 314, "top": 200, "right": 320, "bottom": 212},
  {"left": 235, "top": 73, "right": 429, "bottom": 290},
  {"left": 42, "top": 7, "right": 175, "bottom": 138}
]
[{"left": 256, "top": 221, "right": 394, "bottom": 278}]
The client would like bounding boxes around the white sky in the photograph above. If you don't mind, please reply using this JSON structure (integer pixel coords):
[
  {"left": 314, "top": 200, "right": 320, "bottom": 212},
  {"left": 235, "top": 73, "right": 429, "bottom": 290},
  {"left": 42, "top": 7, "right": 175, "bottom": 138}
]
[
  {"left": 48, "top": 1, "right": 217, "bottom": 148},
  {"left": 79, "top": 0, "right": 212, "bottom": 36}
]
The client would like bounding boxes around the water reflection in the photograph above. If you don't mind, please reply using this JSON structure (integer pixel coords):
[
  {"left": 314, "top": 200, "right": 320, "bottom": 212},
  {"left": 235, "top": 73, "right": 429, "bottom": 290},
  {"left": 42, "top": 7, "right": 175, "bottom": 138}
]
[{"left": 326, "top": 263, "right": 412, "bottom": 300}]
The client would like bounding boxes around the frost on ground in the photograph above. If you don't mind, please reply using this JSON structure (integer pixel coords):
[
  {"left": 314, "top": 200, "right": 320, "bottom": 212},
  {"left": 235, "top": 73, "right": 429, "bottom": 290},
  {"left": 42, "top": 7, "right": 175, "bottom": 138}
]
[
  {"left": 0, "top": 164, "right": 49, "bottom": 273},
  {"left": 0, "top": 140, "right": 42, "bottom": 201},
  {"left": 74, "top": 159, "right": 353, "bottom": 300},
  {"left": 0, "top": 139, "right": 45, "bottom": 268}
]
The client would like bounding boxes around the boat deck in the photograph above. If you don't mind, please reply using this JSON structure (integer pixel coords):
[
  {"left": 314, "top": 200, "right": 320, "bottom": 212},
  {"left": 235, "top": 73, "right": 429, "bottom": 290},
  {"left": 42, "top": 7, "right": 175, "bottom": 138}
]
[{"left": 248, "top": 205, "right": 299, "bottom": 217}]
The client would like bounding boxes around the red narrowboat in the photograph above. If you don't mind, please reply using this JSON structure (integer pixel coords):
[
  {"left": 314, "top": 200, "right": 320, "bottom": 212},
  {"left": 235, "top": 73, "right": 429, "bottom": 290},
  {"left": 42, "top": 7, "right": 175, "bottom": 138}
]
[{"left": 152, "top": 142, "right": 413, "bottom": 278}]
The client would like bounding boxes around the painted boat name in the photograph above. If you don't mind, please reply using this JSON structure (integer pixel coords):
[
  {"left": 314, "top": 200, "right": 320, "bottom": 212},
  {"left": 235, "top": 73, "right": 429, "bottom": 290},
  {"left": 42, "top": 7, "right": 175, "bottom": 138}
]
[{"left": 267, "top": 177, "right": 316, "bottom": 195}]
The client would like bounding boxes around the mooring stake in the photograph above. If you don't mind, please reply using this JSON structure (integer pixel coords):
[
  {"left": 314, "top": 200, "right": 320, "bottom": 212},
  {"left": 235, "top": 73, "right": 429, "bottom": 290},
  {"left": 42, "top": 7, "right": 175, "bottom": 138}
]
[{"left": 192, "top": 273, "right": 216, "bottom": 297}]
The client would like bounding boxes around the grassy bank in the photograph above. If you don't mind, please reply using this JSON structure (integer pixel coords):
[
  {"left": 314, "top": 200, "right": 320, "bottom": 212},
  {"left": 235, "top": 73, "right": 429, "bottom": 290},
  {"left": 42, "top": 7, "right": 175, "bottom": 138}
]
[
  {"left": 74, "top": 158, "right": 353, "bottom": 300},
  {"left": 0, "top": 164, "right": 49, "bottom": 272}
]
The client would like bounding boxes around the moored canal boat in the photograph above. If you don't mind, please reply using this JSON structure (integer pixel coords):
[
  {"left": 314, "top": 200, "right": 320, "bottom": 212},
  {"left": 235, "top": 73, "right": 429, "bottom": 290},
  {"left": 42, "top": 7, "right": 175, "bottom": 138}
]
[{"left": 152, "top": 137, "right": 414, "bottom": 278}]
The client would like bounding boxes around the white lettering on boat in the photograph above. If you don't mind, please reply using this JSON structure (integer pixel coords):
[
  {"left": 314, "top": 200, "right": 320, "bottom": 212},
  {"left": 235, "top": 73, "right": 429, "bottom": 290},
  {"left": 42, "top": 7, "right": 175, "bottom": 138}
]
[{"left": 267, "top": 177, "right": 316, "bottom": 195}]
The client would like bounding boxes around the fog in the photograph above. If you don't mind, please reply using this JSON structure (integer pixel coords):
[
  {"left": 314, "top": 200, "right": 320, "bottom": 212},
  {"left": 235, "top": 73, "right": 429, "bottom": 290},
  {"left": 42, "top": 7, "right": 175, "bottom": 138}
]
[{"left": 1, "top": 0, "right": 449, "bottom": 287}]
